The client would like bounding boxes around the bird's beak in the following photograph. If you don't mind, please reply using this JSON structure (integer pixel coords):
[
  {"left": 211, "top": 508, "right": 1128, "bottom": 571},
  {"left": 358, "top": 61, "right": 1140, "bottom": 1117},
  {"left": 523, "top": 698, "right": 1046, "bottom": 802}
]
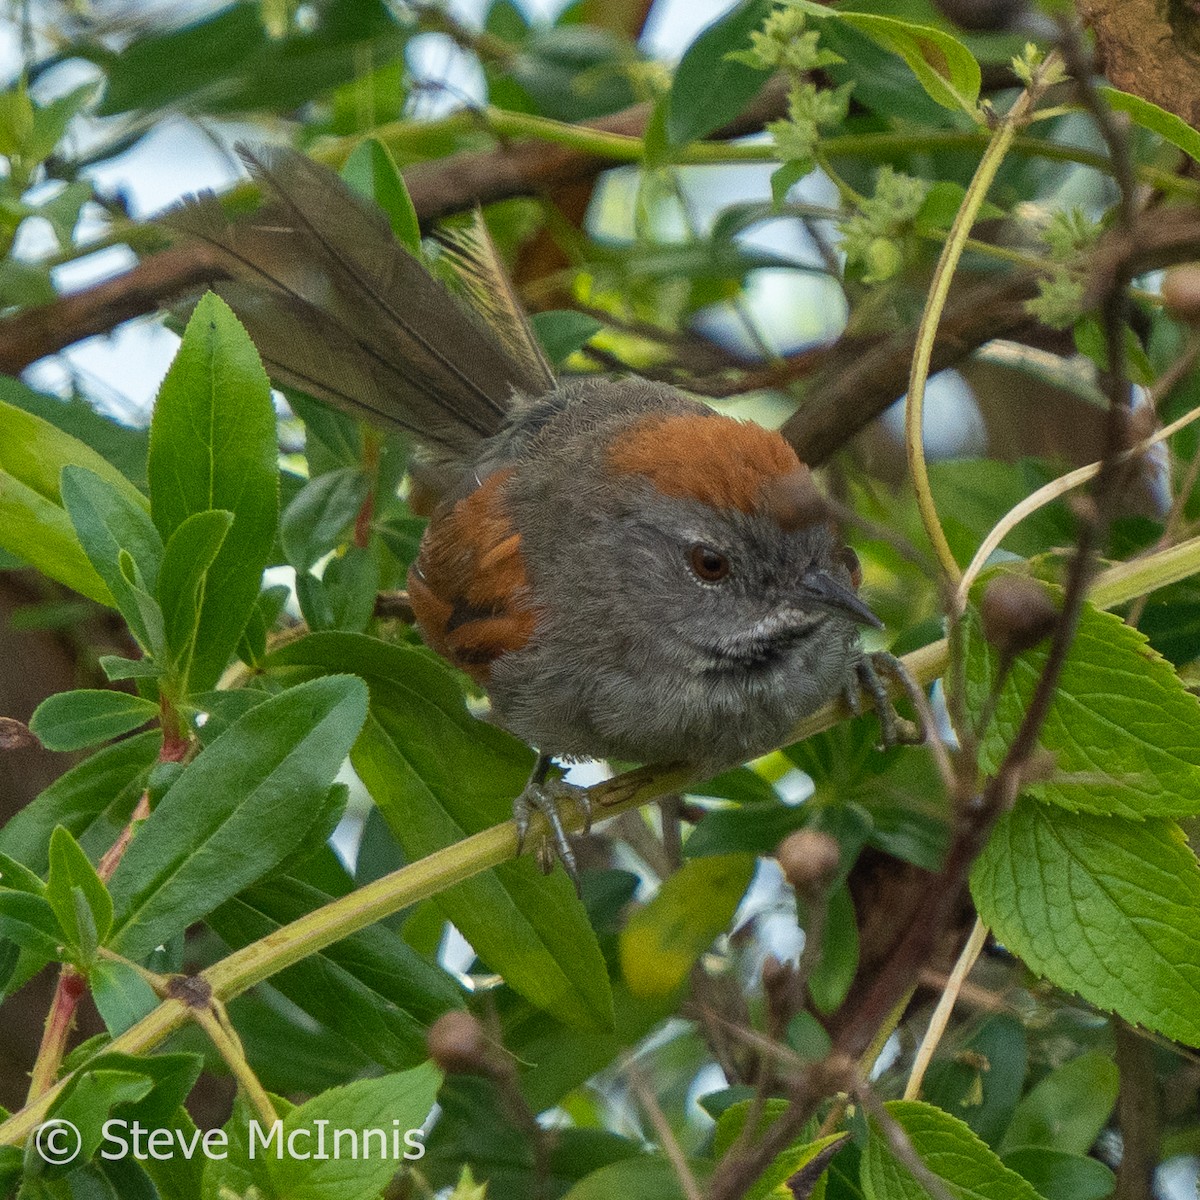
[{"left": 803, "top": 568, "right": 884, "bottom": 629}]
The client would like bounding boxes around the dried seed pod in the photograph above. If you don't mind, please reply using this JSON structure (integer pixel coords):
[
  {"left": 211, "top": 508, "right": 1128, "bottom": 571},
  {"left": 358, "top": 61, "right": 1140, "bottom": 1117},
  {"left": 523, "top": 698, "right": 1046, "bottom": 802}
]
[
  {"left": 776, "top": 829, "right": 841, "bottom": 899},
  {"left": 426, "top": 1011, "right": 493, "bottom": 1076},
  {"left": 980, "top": 575, "right": 1058, "bottom": 656},
  {"left": 1163, "top": 264, "right": 1200, "bottom": 326}
]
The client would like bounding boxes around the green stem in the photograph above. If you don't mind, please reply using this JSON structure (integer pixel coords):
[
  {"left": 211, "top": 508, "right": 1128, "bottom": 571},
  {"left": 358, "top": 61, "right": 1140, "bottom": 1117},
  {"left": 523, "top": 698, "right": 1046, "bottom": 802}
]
[
  {"left": 905, "top": 67, "right": 1058, "bottom": 588},
  {"left": 352, "top": 108, "right": 1200, "bottom": 200},
  {"left": 3, "top": 532, "right": 1200, "bottom": 1149}
]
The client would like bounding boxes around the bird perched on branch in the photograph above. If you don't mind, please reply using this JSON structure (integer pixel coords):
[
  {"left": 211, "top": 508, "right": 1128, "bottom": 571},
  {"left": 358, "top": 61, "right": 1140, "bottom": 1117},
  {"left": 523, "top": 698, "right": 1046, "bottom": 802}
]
[{"left": 166, "top": 147, "right": 921, "bottom": 884}]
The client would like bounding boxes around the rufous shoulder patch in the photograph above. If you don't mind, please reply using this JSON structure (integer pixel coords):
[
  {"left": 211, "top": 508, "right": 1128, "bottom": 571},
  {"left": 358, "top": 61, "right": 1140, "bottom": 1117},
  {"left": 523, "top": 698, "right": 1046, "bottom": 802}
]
[
  {"left": 407, "top": 469, "right": 537, "bottom": 684},
  {"left": 606, "top": 411, "right": 819, "bottom": 524}
]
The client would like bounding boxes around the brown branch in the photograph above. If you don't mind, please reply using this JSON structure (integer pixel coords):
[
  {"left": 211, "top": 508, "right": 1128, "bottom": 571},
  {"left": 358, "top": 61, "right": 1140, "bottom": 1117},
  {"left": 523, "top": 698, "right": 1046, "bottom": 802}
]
[
  {"left": 0, "top": 80, "right": 788, "bottom": 375},
  {"left": 0, "top": 244, "right": 223, "bottom": 375},
  {"left": 779, "top": 270, "right": 1042, "bottom": 465}
]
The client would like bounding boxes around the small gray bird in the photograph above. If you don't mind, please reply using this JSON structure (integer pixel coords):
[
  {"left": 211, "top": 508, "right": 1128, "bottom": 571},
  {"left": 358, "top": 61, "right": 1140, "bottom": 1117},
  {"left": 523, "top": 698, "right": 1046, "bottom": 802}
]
[{"left": 168, "top": 148, "right": 920, "bottom": 882}]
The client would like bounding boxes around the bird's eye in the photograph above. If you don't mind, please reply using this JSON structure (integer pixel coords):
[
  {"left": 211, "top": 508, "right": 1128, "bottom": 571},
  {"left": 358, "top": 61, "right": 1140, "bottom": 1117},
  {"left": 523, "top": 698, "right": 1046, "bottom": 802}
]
[{"left": 689, "top": 544, "right": 731, "bottom": 583}]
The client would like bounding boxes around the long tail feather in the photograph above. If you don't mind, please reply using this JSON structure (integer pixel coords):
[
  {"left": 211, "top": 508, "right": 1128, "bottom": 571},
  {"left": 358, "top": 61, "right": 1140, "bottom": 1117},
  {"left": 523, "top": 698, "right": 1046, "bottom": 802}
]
[{"left": 162, "top": 146, "right": 555, "bottom": 460}]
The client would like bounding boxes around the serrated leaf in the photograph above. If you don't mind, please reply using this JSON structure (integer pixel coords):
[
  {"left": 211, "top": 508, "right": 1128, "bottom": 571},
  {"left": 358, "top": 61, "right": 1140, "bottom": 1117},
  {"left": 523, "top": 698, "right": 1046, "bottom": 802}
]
[
  {"left": 341, "top": 136, "right": 421, "bottom": 252},
  {"left": 971, "top": 800, "right": 1200, "bottom": 1045},
  {"left": 107, "top": 675, "right": 369, "bottom": 960},
  {"left": 863, "top": 1100, "right": 1042, "bottom": 1200},
  {"left": 148, "top": 292, "right": 279, "bottom": 692},
  {"left": 30, "top": 690, "right": 160, "bottom": 752},
  {"left": 47, "top": 825, "right": 113, "bottom": 952},
  {"left": 1100, "top": 86, "right": 1200, "bottom": 165},
  {"left": 966, "top": 598, "right": 1200, "bottom": 818},
  {"left": 665, "top": 0, "right": 773, "bottom": 146},
  {"left": 619, "top": 854, "right": 755, "bottom": 999},
  {"left": 265, "top": 1063, "right": 441, "bottom": 1200},
  {"left": 268, "top": 632, "right": 614, "bottom": 1032}
]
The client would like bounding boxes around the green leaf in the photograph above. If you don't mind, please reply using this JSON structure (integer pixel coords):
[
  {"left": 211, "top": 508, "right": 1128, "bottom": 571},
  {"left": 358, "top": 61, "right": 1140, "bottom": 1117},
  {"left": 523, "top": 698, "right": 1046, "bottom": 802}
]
[
  {"left": 147, "top": 292, "right": 279, "bottom": 693},
  {"left": 280, "top": 468, "right": 370, "bottom": 573},
  {"left": 157, "top": 509, "right": 235, "bottom": 686},
  {"left": 965, "top": 598, "right": 1200, "bottom": 818},
  {"left": 563, "top": 1155, "right": 711, "bottom": 1200},
  {"left": 922, "top": 1014, "right": 1028, "bottom": 1148},
  {"left": 862, "top": 1100, "right": 1042, "bottom": 1200},
  {"left": 268, "top": 632, "right": 614, "bottom": 1032},
  {"left": 997, "top": 1050, "right": 1117, "bottom": 1156},
  {"left": 665, "top": 0, "right": 773, "bottom": 146},
  {"left": 1100, "top": 86, "right": 1200, "bottom": 165},
  {"left": 0, "top": 890, "right": 63, "bottom": 960},
  {"left": 47, "top": 1069, "right": 156, "bottom": 1168},
  {"left": 46, "top": 826, "right": 114, "bottom": 954},
  {"left": 91, "top": 958, "right": 161, "bottom": 1035},
  {"left": 208, "top": 876, "right": 463, "bottom": 1071},
  {"left": 712, "top": 1104, "right": 845, "bottom": 1200},
  {"left": 340, "top": 136, "right": 421, "bottom": 252},
  {"left": 27, "top": 82, "right": 98, "bottom": 163},
  {"left": 0, "top": 398, "right": 148, "bottom": 605},
  {"left": 999, "top": 1148, "right": 1114, "bottom": 1200},
  {"left": 236, "top": 583, "right": 291, "bottom": 669},
  {"left": 30, "top": 690, "right": 160, "bottom": 752},
  {"left": 0, "top": 375, "right": 148, "bottom": 490},
  {"left": 265, "top": 1062, "right": 441, "bottom": 1200},
  {"left": 529, "top": 310, "right": 603, "bottom": 366},
  {"left": 321, "top": 542, "right": 381, "bottom": 633},
  {"left": 794, "top": 2, "right": 981, "bottom": 115},
  {"left": 0, "top": 851, "right": 46, "bottom": 896},
  {"left": 972, "top": 799, "right": 1200, "bottom": 1045},
  {"left": 807, "top": 882, "right": 859, "bottom": 1014},
  {"left": 619, "top": 854, "right": 755, "bottom": 999},
  {"left": 107, "top": 675, "right": 369, "bottom": 960},
  {"left": 0, "top": 732, "right": 159, "bottom": 875},
  {"left": 100, "top": 654, "right": 162, "bottom": 682}
]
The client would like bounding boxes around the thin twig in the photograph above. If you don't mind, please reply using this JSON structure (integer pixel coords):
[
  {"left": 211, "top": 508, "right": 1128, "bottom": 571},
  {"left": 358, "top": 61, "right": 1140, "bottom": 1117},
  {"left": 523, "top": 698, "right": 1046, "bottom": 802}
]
[
  {"left": 904, "top": 917, "right": 989, "bottom": 1101},
  {"left": 626, "top": 1059, "right": 705, "bottom": 1200}
]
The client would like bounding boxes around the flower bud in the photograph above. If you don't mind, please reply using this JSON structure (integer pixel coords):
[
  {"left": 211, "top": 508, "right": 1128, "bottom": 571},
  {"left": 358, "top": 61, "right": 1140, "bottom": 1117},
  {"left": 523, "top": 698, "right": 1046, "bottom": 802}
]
[
  {"left": 1163, "top": 264, "right": 1200, "bottom": 326},
  {"left": 776, "top": 829, "right": 841, "bottom": 898},
  {"left": 426, "top": 1011, "right": 493, "bottom": 1076},
  {"left": 980, "top": 575, "right": 1058, "bottom": 657}
]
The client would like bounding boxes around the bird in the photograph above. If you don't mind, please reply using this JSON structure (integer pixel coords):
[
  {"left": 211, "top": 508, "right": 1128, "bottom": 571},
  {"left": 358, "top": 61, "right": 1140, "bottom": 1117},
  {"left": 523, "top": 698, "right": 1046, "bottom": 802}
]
[{"left": 166, "top": 146, "right": 921, "bottom": 884}]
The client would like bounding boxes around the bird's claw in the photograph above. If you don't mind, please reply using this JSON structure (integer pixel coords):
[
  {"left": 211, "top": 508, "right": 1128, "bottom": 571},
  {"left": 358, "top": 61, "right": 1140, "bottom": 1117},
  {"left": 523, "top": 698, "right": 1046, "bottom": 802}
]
[
  {"left": 851, "top": 651, "right": 926, "bottom": 749},
  {"left": 513, "top": 775, "right": 592, "bottom": 893}
]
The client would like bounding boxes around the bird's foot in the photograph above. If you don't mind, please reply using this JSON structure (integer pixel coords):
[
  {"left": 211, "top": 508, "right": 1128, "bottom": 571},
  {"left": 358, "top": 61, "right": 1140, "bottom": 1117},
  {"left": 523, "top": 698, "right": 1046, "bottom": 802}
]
[
  {"left": 848, "top": 651, "right": 925, "bottom": 749},
  {"left": 513, "top": 758, "right": 592, "bottom": 892}
]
